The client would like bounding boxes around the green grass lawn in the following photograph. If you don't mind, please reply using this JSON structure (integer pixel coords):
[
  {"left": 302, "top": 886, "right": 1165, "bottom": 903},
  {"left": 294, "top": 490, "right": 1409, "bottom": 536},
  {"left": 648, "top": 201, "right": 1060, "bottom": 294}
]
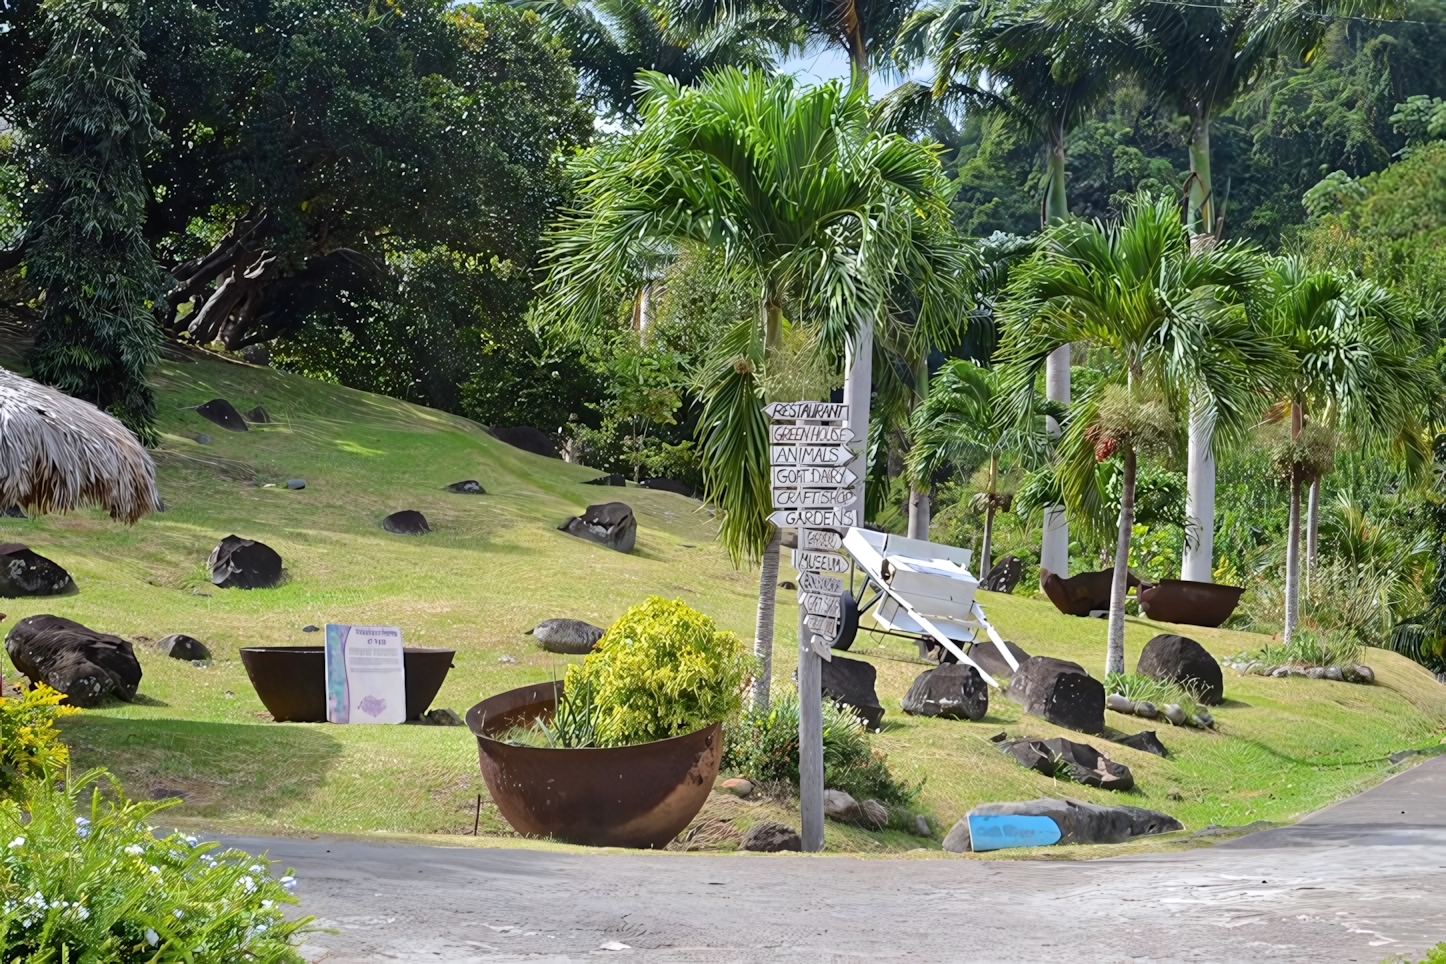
[{"left": 2, "top": 340, "right": 1444, "bottom": 854}]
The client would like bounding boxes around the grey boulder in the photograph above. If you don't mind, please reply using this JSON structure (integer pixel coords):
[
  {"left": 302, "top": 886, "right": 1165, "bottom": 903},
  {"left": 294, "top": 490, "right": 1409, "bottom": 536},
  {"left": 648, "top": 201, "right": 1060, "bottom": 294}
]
[
  {"left": 982, "top": 555, "right": 1023, "bottom": 594},
  {"left": 383, "top": 510, "right": 430, "bottom": 535},
  {"left": 1000, "top": 737, "right": 1134, "bottom": 791},
  {"left": 964, "top": 638, "right": 1031, "bottom": 683},
  {"left": 208, "top": 535, "right": 283, "bottom": 589},
  {"left": 195, "top": 398, "right": 248, "bottom": 432},
  {"left": 156, "top": 633, "right": 211, "bottom": 662},
  {"left": 526, "top": 618, "right": 605, "bottom": 655},
  {"left": 1006, "top": 656, "right": 1105, "bottom": 734},
  {"left": 445, "top": 480, "right": 485, "bottom": 494},
  {"left": 901, "top": 663, "right": 988, "bottom": 721},
  {"left": 947, "top": 797, "right": 1183, "bottom": 851},
  {"left": 1113, "top": 730, "right": 1170, "bottom": 757},
  {"left": 1137, "top": 633, "right": 1224, "bottom": 705},
  {"left": 820, "top": 654, "right": 885, "bottom": 731},
  {"left": 741, "top": 822, "right": 801, "bottom": 852},
  {"left": 5, "top": 614, "right": 142, "bottom": 707},
  {"left": 0, "top": 543, "right": 74, "bottom": 597},
  {"left": 559, "top": 502, "right": 637, "bottom": 554}
]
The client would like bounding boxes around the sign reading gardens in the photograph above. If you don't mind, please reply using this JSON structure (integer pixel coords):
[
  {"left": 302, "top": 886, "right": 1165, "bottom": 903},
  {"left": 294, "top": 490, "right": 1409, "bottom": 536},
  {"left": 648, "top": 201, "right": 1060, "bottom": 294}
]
[{"left": 325, "top": 624, "right": 407, "bottom": 724}]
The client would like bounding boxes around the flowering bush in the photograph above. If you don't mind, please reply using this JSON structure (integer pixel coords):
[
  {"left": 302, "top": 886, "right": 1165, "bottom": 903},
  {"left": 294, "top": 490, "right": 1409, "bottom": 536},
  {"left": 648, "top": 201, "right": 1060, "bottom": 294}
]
[
  {"left": 0, "top": 684, "right": 75, "bottom": 799},
  {"left": 0, "top": 770, "right": 309, "bottom": 962},
  {"left": 566, "top": 597, "right": 754, "bottom": 747}
]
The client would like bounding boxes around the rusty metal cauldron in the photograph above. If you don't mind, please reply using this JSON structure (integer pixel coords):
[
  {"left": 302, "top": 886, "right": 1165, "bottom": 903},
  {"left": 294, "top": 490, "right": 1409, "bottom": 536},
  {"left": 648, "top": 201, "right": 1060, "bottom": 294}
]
[
  {"left": 1137, "top": 580, "right": 1245, "bottom": 628},
  {"left": 465, "top": 682, "right": 721, "bottom": 849},
  {"left": 239, "top": 645, "right": 455, "bottom": 722}
]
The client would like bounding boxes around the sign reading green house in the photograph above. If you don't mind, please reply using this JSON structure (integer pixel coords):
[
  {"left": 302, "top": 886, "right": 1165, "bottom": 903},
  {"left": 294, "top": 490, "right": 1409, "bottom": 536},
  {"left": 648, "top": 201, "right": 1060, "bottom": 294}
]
[{"left": 325, "top": 624, "right": 406, "bottom": 724}]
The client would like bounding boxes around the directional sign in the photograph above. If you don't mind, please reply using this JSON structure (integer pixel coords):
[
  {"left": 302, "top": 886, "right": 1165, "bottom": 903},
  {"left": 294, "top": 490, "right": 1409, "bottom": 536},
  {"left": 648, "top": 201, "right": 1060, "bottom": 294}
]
[
  {"left": 810, "top": 635, "right": 835, "bottom": 660},
  {"left": 800, "top": 591, "right": 841, "bottom": 617},
  {"left": 804, "top": 613, "right": 839, "bottom": 638},
  {"left": 801, "top": 529, "right": 842, "bottom": 552},
  {"left": 772, "top": 487, "right": 858, "bottom": 509},
  {"left": 771, "top": 466, "right": 857, "bottom": 488},
  {"left": 770, "top": 444, "right": 856, "bottom": 467},
  {"left": 764, "top": 401, "right": 849, "bottom": 421},
  {"left": 799, "top": 571, "right": 845, "bottom": 595},
  {"left": 793, "top": 549, "right": 850, "bottom": 573},
  {"left": 770, "top": 424, "right": 859, "bottom": 445},
  {"left": 768, "top": 507, "right": 858, "bottom": 529}
]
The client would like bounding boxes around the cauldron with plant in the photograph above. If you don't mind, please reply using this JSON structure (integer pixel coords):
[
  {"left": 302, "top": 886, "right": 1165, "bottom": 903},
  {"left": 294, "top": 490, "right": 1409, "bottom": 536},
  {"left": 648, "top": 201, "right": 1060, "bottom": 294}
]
[{"left": 466, "top": 597, "right": 752, "bottom": 849}]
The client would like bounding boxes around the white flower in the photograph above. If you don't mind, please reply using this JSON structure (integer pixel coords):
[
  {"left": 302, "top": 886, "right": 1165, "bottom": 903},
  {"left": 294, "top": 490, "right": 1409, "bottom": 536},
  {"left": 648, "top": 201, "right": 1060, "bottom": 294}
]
[
  {"left": 183, "top": 835, "right": 198, "bottom": 847},
  {"left": 149, "top": 865, "right": 161, "bottom": 875},
  {"left": 7, "top": 836, "right": 23, "bottom": 849},
  {"left": 124, "top": 844, "right": 144, "bottom": 856},
  {"left": 279, "top": 875, "right": 297, "bottom": 892},
  {"left": 74, "top": 817, "right": 91, "bottom": 839},
  {"left": 173, "top": 909, "right": 183, "bottom": 919},
  {"left": 249, "top": 864, "right": 263, "bottom": 873},
  {"left": 145, "top": 928, "right": 159, "bottom": 946},
  {"left": 239, "top": 875, "right": 256, "bottom": 893}
]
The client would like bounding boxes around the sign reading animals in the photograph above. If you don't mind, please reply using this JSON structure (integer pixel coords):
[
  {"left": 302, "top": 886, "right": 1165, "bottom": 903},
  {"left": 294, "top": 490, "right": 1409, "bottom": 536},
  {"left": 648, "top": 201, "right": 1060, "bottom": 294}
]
[{"left": 325, "top": 624, "right": 407, "bottom": 724}]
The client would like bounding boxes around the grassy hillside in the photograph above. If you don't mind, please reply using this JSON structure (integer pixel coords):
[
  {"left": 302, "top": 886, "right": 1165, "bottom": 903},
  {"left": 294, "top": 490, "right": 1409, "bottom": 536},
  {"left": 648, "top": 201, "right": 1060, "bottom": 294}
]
[{"left": 2, "top": 337, "right": 1444, "bottom": 853}]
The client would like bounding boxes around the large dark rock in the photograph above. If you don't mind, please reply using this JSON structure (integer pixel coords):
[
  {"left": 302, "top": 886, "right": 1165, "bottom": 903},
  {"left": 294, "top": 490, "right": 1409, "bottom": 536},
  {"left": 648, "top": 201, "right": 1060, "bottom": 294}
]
[
  {"left": 194, "top": 398, "right": 248, "bottom": 432},
  {"left": 1041, "top": 568, "right": 1143, "bottom": 617},
  {"left": 244, "top": 405, "right": 271, "bottom": 424},
  {"left": 5, "top": 614, "right": 142, "bottom": 707},
  {"left": 639, "top": 477, "right": 698, "bottom": 499},
  {"left": 1006, "top": 656, "right": 1105, "bottom": 734},
  {"left": 1000, "top": 737, "right": 1134, "bottom": 791},
  {"left": 0, "top": 543, "right": 74, "bottom": 597},
  {"left": 526, "top": 618, "right": 604, "bottom": 655},
  {"left": 741, "top": 821, "right": 801, "bottom": 852},
  {"left": 584, "top": 474, "right": 626, "bottom": 486},
  {"left": 901, "top": 663, "right": 988, "bottom": 721},
  {"left": 491, "top": 426, "right": 557, "bottom": 458},
  {"left": 207, "top": 535, "right": 283, "bottom": 589},
  {"left": 559, "top": 502, "right": 637, "bottom": 554},
  {"left": 383, "top": 510, "right": 431, "bottom": 535},
  {"left": 1137, "top": 633, "right": 1224, "bottom": 705},
  {"left": 156, "top": 633, "right": 211, "bottom": 662},
  {"left": 965, "top": 638, "right": 1031, "bottom": 682},
  {"left": 1113, "top": 730, "right": 1170, "bottom": 758},
  {"left": 952, "top": 798, "right": 1183, "bottom": 850},
  {"left": 821, "top": 654, "right": 884, "bottom": 731},
  {"left": 445, "top": 480, "right": 485, "bottom": 494},
  {"left": 982, "top": 556, "right": 1023, "bottom": 594}
]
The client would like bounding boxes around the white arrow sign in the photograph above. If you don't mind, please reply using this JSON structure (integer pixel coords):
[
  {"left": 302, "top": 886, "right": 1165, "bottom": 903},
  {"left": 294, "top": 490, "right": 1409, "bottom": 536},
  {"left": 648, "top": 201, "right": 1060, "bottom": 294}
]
[
  {"left": 764, "top": 401, "right": 850, "bottom": 421},
  {"left": 770, "top": 444, "right": 856, "bottom": 467},
  {"left": 801, "top": 529, "right": 842, "bottom": 551},
  {"left": 799, "top": 571, "right": 845, "bottom": 594},
  {"left": 810, "top": 635, "right": 835, "bottom": 660},
  {"left": 768, "top": 508, "right": 858, "bottom": 528},
  {"left": 770, "top": 424, "right": 859, "bottom": 445},
  {"left": 772, "top": 487, "right": 858, "bottom": 509},
  {"left": 804, "top": 613, "right": 839, "bottom": 638},
  {"left": 771, "top": 466, "right": 858, "bottom": 487},
  {"left": 800, "top": 590, "right": 842, "bottom": 617},
  {"left": 794, "top": 549, "right": 850, "bottom": 573}
]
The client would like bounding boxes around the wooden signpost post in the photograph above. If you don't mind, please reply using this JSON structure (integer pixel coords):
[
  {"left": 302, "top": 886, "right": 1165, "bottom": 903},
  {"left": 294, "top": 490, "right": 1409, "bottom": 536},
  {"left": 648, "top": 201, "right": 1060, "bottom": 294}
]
[{"left": 765, "top": 400, "right": 858, "bottom": 853}]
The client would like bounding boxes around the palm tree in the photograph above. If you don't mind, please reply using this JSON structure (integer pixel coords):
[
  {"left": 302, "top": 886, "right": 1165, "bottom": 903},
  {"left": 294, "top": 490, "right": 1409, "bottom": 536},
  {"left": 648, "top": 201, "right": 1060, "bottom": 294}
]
[
  {"left": 997, "top": 194, "right": 1270, "bottom": 673},
  {"left": 888, "top": 0, "right": 1128, "bottom": 576},
  {"left": 516, "top": 0, "right": 784, "bottom": 119},
  {"left": 679, "top": 0, "right": 919, "bottom": 77},
  {"left": 1119, "top": 0, "right": 1394, "bottom": 584},
  {"left": 905, "top": 358, "right": 1054, "bottom": 572},
  {"left": 536, "top": 69, "right": 967, "bottom": 708},
  {"left": 1259, "top": 258, "right": 1438, "bottom": 642}
]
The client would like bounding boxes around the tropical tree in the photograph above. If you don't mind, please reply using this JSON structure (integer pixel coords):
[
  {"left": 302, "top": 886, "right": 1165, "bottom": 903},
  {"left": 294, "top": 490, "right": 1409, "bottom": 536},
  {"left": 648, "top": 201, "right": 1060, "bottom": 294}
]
[
  {"left": 905, "top": 358, "right": 1054, "bottom": 572},
  {"left": 536, "top": 69, "right": 967, "bottom": 708},
  {"left": 1258, "top": 258, "right": 1438, "bottom": 642},
  {"left": 889, "top": 0, "right": 1128, "bottom": 575},
  {"left": 516, "top": 0, "right": 784, "bottom": 119},
  {"left": 998, "top": 195, "right": 1271, "bottom": 673}
]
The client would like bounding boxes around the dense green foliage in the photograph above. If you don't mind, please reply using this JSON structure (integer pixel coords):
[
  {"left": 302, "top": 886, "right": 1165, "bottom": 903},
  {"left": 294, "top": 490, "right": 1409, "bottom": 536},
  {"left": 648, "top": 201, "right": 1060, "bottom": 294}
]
[
  {"left": 1, "top": 771, "right": 308, "bottom": 961},
  {"left": 565, "top": 597, "right": 754, "bottom": 747},
  {"left": 0, "top": 685, "right": 74, "bottom": 799}
]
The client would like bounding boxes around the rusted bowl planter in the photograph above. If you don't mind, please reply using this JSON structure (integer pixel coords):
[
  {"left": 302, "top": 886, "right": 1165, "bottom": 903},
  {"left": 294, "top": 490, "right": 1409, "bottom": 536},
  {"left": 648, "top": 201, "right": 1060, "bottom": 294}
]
[
  {"left": 1138, "top": 580, "right": 1245, "bottom": 628},
  {"left": 465, "top": 683, "right": 721, "bottom": 849},
  {"left": 239, "top": 645, "right": 455, "bottom": 722}
]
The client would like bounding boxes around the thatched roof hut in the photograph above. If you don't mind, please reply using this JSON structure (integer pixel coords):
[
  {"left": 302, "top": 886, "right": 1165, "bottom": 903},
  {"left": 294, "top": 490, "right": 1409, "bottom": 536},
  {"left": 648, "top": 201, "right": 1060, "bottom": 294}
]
[{"left": 0, "top": 366, "right": 161, "bottom": 524}]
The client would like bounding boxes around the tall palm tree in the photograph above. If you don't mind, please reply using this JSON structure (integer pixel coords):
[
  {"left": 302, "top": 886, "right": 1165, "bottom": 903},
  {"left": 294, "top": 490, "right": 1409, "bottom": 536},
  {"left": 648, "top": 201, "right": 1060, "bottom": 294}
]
[
  {"left": 1259, "top": 258, "right": 1438, "bottom": 641},
  {"left": 516, "top": 0, "right": 785, "bottom": 119},
  {"left": 998, "top": 194, "right": 1271, "bottom": 673},
  {"left": 905, "top": 358, "right": 1054, "bottom": 571},
  {"left": 1119, "top": 0, "right": 1394, "bottom": 584},
  {"left": 889, "top": 0, "right": 1127, "bottom": 576},
  {"left": 536, "top": 69, "right": 967, "bottom": 708}
]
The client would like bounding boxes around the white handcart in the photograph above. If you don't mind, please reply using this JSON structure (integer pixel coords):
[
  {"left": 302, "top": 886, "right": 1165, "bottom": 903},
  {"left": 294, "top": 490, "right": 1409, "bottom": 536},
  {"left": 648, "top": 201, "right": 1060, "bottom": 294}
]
[{"left": 838, "top": 528, "right": 1019, "bottom": 688}]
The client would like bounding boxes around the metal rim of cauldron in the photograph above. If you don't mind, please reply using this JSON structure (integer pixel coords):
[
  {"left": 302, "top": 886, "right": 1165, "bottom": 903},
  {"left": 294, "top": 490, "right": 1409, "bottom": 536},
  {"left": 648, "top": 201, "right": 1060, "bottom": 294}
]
[
  {"left": 1137, "top": 580, "right": 1245, "bottom": 629},
  {"left": 239, "top": 645, "right": 456, "bottom": 722},
  {"left": 465, "top": 683, "right": 721, "bottom": 850}
]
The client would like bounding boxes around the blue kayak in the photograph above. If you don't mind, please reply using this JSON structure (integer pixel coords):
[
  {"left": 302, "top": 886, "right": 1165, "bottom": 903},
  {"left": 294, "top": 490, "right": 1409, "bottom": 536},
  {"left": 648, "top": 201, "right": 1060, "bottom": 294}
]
[{"left": 967, "top": 814, "right": 1062, "bottom": 851}]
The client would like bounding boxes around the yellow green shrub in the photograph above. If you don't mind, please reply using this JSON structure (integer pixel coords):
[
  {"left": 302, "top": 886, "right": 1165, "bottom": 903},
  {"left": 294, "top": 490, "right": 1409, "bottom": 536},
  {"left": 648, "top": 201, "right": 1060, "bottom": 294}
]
[{"left": 0, "top": 684, "right": 76, "bottom": 798}]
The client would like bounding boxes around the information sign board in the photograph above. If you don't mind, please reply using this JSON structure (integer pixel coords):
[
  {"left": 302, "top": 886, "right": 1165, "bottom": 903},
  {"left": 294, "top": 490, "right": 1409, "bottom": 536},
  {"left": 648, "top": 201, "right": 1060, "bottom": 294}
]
[{"left": 324, "top": 624, "right": 407, "bottom": 725}]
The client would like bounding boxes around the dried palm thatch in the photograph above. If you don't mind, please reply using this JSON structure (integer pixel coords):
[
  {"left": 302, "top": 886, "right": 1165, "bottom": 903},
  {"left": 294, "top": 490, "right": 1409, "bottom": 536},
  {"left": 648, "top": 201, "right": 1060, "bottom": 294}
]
[{"left": 0, "top": 366, "right": 161, "bottom": 524}]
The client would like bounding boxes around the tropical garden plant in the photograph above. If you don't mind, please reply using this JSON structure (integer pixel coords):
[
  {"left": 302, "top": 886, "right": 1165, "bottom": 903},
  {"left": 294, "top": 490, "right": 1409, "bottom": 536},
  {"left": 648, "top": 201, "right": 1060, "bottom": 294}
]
[
  {"left": 998, "top": 193, "right": 1273, "bottom": 673},
  {"left": 0, "top": 684, "right": 75, "bottom": 799}
]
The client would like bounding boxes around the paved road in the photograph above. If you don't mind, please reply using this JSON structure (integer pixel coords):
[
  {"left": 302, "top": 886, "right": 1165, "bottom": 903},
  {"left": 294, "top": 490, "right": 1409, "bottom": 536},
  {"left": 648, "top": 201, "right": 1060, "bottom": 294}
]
[{"left": 222, "top": 756, "right": 1446, "bottom": 964}]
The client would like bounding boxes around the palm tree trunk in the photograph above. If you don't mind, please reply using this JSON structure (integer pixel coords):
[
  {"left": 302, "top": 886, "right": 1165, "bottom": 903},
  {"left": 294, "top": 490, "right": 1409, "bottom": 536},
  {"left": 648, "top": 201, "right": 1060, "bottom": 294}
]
[
  {"left": 1187, "top": 115, "right": 1215, "bottom": 237},
  {"left": 1284, "top": 402, "right": 1304, "bottom": 642},
  {"left": 908, "top": 488, "right": 930, "bottom": 540},
  {"left": 752, "top": 528, "right": 781, "bottom": 710},
  {"left": 1106, "top": 444, "right": 1137, "bottom": 675},
  {"left": 1044, "top": 135, "right": 1068, "bottom": 224},
  {"left": 1306, "top": 477, "right": 1320, "bottom": 585},
  {"left": 980, "top": 453, "right": 998, "bottom": 575}
]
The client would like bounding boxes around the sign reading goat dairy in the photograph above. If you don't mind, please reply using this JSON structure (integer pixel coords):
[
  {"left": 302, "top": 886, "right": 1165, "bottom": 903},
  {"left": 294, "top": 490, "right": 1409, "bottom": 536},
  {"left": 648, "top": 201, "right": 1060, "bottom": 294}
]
[{"left": 325, "top": 624, "right": 406, "bottom": 724}]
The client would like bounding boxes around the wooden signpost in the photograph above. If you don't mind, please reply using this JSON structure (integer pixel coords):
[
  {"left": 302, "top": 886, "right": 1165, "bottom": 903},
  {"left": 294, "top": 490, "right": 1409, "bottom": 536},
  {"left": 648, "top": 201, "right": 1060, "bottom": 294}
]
[{"left": 765, "top": 400, "right": 859, "bottom": 853}]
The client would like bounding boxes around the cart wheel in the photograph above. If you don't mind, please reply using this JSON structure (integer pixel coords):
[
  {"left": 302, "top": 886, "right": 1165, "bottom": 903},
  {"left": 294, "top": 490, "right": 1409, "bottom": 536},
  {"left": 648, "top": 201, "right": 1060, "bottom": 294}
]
[{"left": 831, "top": 591, "right": 859, "bottom": 650}]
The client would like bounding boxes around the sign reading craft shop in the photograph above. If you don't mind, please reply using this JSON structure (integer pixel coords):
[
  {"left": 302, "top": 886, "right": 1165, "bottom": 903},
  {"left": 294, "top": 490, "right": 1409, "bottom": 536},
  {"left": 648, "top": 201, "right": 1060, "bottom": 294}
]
[{"left": 325, "top": 624, "right": 407, "bottom": 724}]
